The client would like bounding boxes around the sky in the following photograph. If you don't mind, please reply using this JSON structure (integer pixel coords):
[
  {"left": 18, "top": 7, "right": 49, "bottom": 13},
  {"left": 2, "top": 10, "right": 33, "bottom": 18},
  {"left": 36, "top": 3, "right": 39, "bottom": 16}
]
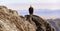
[
  {"left": 0, "top": 0, "right": 60, "bottom": 10},
  {"left": 0, "top": 0, "right": 60, "bottom": 19}
]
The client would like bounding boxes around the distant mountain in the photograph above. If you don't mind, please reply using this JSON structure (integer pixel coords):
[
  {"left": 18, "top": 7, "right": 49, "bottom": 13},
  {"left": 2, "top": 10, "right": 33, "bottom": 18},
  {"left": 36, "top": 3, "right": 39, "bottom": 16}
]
[
  {"left": 45, "top": 18, "right": 60, "bottom": 31},
  {"left": 17, "top": 9, "right": 60, "bottom": 15},
  {"left": 34, "top": 9, "right": 60, "bottom": 14},
  {"left": 17, "top": 9, "right": 60, "bottom": 19}
]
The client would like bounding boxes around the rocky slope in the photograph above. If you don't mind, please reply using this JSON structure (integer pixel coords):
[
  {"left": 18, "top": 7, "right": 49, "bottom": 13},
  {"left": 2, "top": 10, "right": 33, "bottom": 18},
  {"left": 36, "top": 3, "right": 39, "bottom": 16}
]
[
  {"left": 0, "top": 6, "right": 55, "bottom": 31},
  {"left": 46, "top": 19, "right": 60, "bottom": 31}
]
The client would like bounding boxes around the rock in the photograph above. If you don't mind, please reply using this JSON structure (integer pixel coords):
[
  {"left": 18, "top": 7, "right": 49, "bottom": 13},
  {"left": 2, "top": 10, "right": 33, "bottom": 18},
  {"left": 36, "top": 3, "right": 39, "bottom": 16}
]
[
  {"left": 25, "top": 15, "right": 55, "bottom": 31},
  {"left": 0, "top": 6, "right": 36, "bottom": 31},
  {"left": 0, "top": 6, "right": 55, "bottom": 31}
]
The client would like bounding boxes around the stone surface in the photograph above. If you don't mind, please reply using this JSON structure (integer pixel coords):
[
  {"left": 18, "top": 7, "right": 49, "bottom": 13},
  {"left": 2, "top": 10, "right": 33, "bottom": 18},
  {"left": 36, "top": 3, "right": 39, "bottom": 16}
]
[
  {"left": 25, "top": 15, "right": 55, "bottom": 31},
  {"left": 0, "top": 6, "right": 36, "bottom": 31},
  {"left": 0, "top": 6, "right": 55, "bottom": 31}
]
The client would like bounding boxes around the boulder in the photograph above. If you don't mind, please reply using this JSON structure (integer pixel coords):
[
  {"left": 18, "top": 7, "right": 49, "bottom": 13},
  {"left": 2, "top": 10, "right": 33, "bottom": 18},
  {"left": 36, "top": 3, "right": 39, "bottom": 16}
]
[{"left": 25, "top": 15, "right": 55, "bottom": 31}]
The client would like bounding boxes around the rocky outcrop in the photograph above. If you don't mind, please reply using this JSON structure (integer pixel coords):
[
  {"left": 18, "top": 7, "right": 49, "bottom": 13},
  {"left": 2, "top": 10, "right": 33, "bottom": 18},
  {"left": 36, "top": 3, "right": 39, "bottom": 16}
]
[
  {"left": 25, "top": 15, "right": 55, "bottom": 31},
  {"left": 0, "top": 6, "right": 36, "bottom": 31},
  {"left": 0, "top": 6, "right": 55, "bottom": 31}
]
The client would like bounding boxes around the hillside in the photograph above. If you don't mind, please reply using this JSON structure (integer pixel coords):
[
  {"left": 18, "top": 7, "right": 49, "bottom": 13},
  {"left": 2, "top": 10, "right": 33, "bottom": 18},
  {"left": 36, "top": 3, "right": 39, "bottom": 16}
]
[
  {"left": 0, "top": 6, "right": 55, "bottom": 31},
  {"left": 46, "top": 18, "right": 60, "bottom": 31}
]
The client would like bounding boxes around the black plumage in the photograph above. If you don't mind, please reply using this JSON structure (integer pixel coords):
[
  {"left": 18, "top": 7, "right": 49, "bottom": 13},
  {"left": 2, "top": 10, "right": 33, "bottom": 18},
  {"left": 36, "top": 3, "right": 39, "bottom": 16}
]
[{"left": 29, "top": 6, "right": 34, "bottom": 15}]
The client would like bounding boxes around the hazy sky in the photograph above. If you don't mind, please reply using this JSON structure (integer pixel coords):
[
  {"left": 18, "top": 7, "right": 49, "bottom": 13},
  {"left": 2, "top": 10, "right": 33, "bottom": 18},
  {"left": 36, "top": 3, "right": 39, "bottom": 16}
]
[
  {"left": 0, "top": 0, "right": 60, "bottom": 19},
  {"left": 0, "top": 0, "right": 60, "bottom": 10}
]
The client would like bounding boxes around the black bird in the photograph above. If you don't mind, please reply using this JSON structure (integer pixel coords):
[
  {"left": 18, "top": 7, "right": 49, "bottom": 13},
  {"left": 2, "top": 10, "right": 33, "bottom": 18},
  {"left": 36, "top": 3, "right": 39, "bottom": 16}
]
[{"left": 29, "top": 5, "right": 34, "bottom": 15}]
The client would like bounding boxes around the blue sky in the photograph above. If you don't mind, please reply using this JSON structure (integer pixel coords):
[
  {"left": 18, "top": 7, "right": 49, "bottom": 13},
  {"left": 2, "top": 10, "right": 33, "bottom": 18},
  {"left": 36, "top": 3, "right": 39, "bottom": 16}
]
[{"left": 0, "top": 0, "right": 60, "bottom": 19}]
